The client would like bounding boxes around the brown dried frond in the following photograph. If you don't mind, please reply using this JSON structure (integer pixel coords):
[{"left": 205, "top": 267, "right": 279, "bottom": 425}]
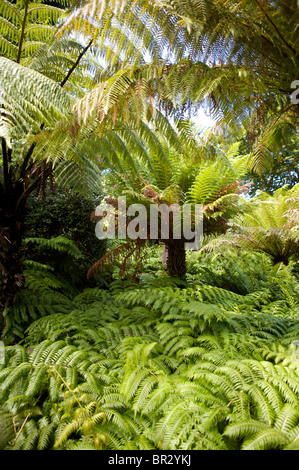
[
  {"left": 217, "top": 181, "right": 242, "bottom": 197},
  {"left": 105, "top": 197, "right": 119, "bottom": 209},
  {"left": 143, "top": 186, "right": 159, "bottom": 200},
  {"left": 28, "top": 162, "right": 52, "bottom": 199},
  {"left": 87, "top": 239, "right": 147, "bottom": 279},
  {"left": 214, "top": 180, "right": 252, "bottom": 201}
]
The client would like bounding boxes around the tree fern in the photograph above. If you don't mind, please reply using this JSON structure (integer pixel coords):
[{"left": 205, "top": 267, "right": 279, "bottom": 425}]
[
  {"left": 0, "top": 56, "right": 71, "bottom": 146},
  {"left": 204, "top": 184, "right": 299, "bottom": 265}
]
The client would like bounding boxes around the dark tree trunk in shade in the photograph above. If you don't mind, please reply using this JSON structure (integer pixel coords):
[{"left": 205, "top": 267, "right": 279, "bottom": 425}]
[
  {"left": 164, "top": 238, "right": 187, "bottom": 279},
  {"left": 0, "top": 180, "right": 27, "bottom": 331}
]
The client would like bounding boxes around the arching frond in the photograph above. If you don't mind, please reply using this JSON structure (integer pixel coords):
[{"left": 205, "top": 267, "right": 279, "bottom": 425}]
[{"left": 0, "top": 57, "right": 71, "bottom": 146}]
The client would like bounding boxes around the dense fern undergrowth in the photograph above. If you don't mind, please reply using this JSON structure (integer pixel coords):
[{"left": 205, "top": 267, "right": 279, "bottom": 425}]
[{"left": 1, "top": 247, "right": 299, "bottom": 451}]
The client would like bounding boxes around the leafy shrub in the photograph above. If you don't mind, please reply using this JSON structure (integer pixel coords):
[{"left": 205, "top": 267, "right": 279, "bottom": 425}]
[{"left": 25, "top": 186, "right": 108, "bottom": 288}]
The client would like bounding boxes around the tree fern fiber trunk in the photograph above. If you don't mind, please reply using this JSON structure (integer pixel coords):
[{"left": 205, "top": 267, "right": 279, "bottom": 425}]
[
  {"left": 0, "top": 180, "right": 27, "bottom": 331},
  {"left": 164, "top": 238, "right": 187, "bottom": 279}
]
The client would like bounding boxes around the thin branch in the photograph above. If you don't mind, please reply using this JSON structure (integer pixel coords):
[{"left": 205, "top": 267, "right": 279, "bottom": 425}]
[
  {"left": 18, "top": 39, "right": 93, "bottom": 179},
  {"left": 11, "top": 395, "right": 41, "bottom": 447},
  {"left": 11, "top": 414, "right": 30, "bottom": 447},
  {"left": 238, "top": 19, "right": 289, "bottom": 62},
  {"left": 7, "top": 146, "right": 12, "bottom": 164},
  {"left": 18, "top": 124, "right": 44, "bottom": 180},
  {"left": 16, "top": 168, "right": 49, "bottom": 215},
  {"left": 60, "top": 39, "right": 93, "bottom": 88},
  {"left": 254, "top": 0, "right": 296, "bottom": 56},
  {"left": 1, "top": 138, "right": 10, "bottom": 192},
  {"left": 18, "top": 145, "right": 36, "bottom": 180},
  {"left": 16, "top": 0, "right": 29, "bottom": 64}
]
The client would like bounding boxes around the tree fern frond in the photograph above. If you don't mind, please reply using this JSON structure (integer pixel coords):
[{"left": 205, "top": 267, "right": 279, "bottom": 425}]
[{"left": 0, "top": 57, "right": 71, "bottom": 146}]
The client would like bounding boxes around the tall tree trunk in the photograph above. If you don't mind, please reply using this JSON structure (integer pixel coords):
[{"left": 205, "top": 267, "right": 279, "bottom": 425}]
[
  {"left": 164, "top": 239, "right": 186, "bottom": 279},
  {"left": 0, "top": 180, "right": 27, "bottom": 331}
]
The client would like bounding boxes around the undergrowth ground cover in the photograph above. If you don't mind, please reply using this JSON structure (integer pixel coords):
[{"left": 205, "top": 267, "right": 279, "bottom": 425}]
[{"left": 1, "top": 250, "right": 299, "bottom": 451}]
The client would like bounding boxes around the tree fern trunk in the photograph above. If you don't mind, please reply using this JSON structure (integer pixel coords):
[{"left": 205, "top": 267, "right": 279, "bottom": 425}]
[
  {"left": 164, "top": 239, "right": 186, "bottom": 279},
  {"left": 161, "top": 244, "right": 168, "bottom": 267},
  {"left": 0, "top": 180, "right": 27, "bottom": 331}
]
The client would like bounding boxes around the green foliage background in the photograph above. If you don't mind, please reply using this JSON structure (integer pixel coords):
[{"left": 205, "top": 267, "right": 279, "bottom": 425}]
[{"left": 24, "top": 187, "right": 108, "bottom": 289}]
